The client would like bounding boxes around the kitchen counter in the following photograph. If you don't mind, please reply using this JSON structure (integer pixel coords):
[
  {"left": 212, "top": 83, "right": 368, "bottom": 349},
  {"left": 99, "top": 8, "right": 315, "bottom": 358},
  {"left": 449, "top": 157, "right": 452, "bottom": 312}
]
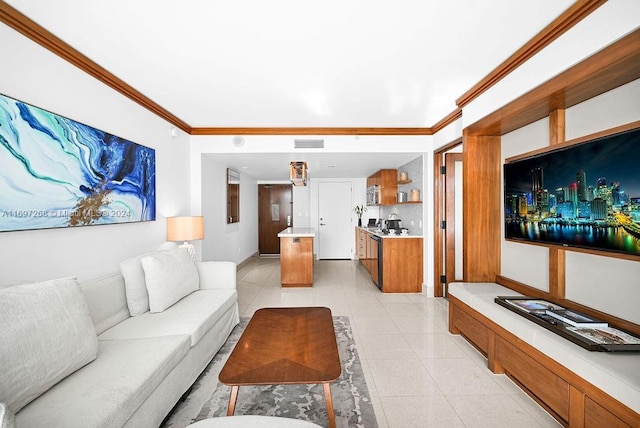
[
  {"left": 357, "top": 226, "right": 422, "bottom": 239},
  {"left": 277, "top": 227, "right": 316, "bottom": 238},
  {"left": 278, "top": 228, "right": 314, "bottom": 287},
  {"left": 355, "top": 227, "right": 423, "bottom": 293}
]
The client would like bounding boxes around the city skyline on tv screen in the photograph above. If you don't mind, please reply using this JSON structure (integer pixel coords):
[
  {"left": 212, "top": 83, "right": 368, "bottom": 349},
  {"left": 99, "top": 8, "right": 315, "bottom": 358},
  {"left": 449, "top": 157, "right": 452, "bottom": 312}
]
[
  {"left": 504, "top": 128, "right": 640, "bottom": 199},
  {"left": 504, "top": 127, "right": 640, "bottom": 256}
]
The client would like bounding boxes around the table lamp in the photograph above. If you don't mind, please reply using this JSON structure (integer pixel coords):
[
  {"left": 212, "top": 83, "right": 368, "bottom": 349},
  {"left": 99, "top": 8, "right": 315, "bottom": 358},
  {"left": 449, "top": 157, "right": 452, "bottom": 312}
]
[{"left": 166, "top": 216, "right": 204, "bottom": 260}]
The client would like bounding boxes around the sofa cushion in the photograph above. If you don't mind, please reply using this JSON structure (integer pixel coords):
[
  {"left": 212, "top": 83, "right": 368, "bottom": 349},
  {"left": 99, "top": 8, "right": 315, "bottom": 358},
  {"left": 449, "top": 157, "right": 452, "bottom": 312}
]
[
  {"left": 80, "top": 273, "right": 130, "bottom": 335},
  {"left": 0, "top": 278, "right": 98, "bottom": 412},
  {"left": 120, "top": 251, "right": 158, "bottom": 316},
  {"left": 15, "top": 335, "right": 190, "bottom": 428},
  {"left": 98, "top": 289, "right": 237, "bottom": 347},
  {"left": 141, "top": 248, "right": 199, "bottom": 313}
]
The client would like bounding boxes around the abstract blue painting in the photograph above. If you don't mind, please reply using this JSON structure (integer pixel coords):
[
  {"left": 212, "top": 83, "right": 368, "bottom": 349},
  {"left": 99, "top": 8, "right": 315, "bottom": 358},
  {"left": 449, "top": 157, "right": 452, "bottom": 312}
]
[{"left": 0, "top": 93, "right": 155, "bottom": 232}]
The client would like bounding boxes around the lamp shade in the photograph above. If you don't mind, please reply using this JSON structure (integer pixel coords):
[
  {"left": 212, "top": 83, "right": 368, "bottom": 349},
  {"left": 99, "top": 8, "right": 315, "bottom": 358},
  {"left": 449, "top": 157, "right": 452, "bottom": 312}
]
[{"left": 167, "top": 216, "right": 204, "bottom": 242}]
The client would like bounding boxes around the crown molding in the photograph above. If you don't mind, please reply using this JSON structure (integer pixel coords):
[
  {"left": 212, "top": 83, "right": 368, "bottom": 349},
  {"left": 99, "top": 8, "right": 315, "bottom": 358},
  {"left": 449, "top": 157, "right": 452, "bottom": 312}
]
[
  {"left": 466, "top": 28, "right": 640, "bottom": 137},
  {"left": 455, "top": 0, "right": 607, "bottom": 109},
  {"left": 0, "top": 1, "right": 192, "bottom": 133},
  {"left": 431, "top": 108, "right": 462, "bottom": 134},
  {"left": 190, "top": 127, "right": 433, "bottom": 136}
]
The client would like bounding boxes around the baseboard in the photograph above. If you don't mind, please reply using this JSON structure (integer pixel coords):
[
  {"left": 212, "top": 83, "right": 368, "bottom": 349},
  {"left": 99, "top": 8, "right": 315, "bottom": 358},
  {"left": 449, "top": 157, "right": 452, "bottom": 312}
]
[
  {"left": 237, "top": 252, "right": 259, "bottom": 270},
  {"left": 423, "top": 283, "right": 434, "bottom": 297}
]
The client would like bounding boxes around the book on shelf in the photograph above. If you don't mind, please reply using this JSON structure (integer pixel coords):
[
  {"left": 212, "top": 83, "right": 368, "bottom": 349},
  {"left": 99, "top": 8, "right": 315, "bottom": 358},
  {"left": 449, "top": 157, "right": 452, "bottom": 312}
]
[
  {"left": 500, "top": 298, "right": 563, "bottom": 314},
  {"left": 566, "top": 326, "right": 640, "bottom": 346},
  {"left": 545, "top": 308, "right": 608, "bottom": 328}
]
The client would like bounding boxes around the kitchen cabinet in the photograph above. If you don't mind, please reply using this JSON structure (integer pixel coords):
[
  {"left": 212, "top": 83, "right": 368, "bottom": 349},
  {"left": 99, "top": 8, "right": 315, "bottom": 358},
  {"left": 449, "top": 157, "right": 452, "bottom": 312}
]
[
  {"left": 356, "top": 227, "right": 423, "bottom": 293},
  {"left": 356, "top": 228, "right": 367, "bottom": 270},
  {"left": 367, "top": 169, "right": 398, "bottom": 206},
  {"left": 381, "top": 237, "right": 423, "bottom": 292},
  {"left": 278, "top": 228, "right": 315, "bottom": 287}
]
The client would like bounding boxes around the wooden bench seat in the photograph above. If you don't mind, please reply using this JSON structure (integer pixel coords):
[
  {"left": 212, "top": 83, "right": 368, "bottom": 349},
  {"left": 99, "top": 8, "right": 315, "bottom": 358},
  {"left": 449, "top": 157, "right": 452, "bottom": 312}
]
[{"left": 448, "top": 282, "right": 640, "bottom": 427}]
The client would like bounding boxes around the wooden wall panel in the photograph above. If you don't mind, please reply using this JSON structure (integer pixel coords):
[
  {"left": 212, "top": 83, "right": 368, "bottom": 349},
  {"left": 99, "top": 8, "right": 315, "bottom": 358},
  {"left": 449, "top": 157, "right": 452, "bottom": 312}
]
[{"left": 462, "top": 132, "right": 501, "bottom": 282}]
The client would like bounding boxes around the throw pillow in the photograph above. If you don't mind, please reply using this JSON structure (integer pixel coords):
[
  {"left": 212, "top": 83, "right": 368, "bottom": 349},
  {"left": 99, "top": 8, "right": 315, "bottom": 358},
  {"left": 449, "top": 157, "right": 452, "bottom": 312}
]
[
  {"left": 120, "top": 250, "right": 165, "bottom": 316},
  {"left": 0, "top": 278, "right": 98, "bottom": 413},
  {"left": 141, "top": 248, "right": 199, "bottom": 313}
]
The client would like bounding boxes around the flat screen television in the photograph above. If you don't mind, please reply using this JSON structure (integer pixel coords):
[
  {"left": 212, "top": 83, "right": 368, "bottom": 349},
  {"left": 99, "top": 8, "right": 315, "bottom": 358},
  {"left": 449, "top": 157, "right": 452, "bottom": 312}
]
[{"left": 504, "top": 125, "right": 640, "bottom": 257}]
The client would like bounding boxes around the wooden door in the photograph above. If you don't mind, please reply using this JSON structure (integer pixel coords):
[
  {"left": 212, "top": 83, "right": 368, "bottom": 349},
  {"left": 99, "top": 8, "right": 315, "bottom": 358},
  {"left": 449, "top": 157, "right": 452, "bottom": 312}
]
[
  {"left": 258, "top": 184, "right": 292, "bottom": 255},
  {"left": 444, "top": 152, "right": 463, "bottom": 296}
]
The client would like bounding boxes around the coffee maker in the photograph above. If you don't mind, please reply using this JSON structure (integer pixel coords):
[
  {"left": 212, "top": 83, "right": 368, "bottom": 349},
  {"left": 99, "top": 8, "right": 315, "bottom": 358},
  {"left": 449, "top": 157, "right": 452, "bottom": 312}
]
[{"left": 384, "top": 218, "right": 402, "bottom": 234}]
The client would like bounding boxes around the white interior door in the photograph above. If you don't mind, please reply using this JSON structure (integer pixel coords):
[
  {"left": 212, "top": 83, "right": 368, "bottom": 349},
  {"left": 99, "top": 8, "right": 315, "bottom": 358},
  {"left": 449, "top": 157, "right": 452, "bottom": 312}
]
[{"left": 318, "top": 181, "right": 353, "bottom": 259}]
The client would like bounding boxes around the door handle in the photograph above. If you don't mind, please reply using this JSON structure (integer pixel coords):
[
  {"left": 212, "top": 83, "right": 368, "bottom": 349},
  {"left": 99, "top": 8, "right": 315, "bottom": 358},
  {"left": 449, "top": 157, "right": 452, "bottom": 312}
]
[{"left": 320, "top": 223, "right": 326, "bottom": 226}]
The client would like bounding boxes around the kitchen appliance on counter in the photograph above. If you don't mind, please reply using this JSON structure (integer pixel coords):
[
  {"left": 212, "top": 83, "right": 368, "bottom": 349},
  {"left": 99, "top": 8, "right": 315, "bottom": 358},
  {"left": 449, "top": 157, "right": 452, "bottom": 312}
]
[
  {"left": 370, "top": 234, "right": 382, "bottom": 289},
  {"left": 383, "top": 218, "right": 402, "bottom": 234}
]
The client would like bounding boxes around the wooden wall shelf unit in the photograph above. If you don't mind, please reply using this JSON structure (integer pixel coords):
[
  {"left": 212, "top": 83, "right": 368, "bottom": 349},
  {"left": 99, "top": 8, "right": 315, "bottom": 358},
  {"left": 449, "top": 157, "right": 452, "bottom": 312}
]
[
  {"left": 463, "top": 28, "right": 640, "bottom": 284},
  {"left": 453, "top": 28, "right": 640, "bottom": 428}
]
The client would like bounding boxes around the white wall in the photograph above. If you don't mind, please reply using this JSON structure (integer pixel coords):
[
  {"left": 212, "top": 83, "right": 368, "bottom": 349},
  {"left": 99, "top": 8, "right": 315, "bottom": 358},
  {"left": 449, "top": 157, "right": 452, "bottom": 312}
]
[
  {"left": 463, "top": 1, "right": 640, "bottom": 129},
  {"left": 500, "top": 79, "right": 640, "bottom": 323},
  {"left": 0, "top": 24, "right": 191, "bottom": 284},
  {"left": 200, "top": 156, "right": 258, "bottom": 264}
]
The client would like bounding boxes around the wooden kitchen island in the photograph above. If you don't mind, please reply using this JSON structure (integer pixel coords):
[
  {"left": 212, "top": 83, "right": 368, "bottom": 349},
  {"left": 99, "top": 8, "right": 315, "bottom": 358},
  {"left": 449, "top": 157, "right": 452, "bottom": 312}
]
[{"left": 278, "top": 227, "right": 315, "bottom": 287}]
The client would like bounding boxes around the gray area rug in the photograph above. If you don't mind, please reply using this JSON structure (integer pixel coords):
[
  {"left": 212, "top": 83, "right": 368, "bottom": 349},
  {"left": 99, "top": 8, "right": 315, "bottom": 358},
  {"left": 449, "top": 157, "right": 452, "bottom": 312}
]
[{"left": 163, "top": 316, "right": 378, "bottom": 428}]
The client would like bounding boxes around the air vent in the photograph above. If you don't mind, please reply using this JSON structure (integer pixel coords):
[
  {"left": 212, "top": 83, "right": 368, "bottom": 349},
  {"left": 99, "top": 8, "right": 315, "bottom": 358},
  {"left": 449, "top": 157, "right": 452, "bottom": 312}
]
[{"left": 294, "top": 139, "right": 324, "bottom": 149}]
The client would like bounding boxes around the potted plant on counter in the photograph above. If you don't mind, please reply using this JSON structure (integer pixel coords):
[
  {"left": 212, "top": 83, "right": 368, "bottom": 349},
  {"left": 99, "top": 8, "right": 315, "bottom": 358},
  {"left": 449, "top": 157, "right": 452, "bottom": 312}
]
[{"left": 354, "top": 205, "right": 367, "bottom": 227}]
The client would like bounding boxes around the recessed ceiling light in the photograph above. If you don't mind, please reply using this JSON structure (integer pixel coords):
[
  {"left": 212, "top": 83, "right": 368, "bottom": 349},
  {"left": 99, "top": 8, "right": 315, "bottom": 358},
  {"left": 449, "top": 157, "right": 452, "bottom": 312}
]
[
  {"left": 242, "top": 166, "right": 249, "bottom": 169},
  {"left": 327, "top": 165, "right": 337, "bottom": 168}
]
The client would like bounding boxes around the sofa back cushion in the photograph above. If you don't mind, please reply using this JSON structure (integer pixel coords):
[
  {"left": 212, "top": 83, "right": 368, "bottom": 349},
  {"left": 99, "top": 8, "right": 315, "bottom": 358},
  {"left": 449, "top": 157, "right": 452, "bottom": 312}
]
[
  {"left": 80, "top": 273, "right": 130, "bottom": 335},
  {"left": 0, "top": 278, "right": 98, "bottom": 413},
  {"left": 141, "top": 248, "right": 199, "bottom": 313},
  {"left": 120, "top": 252, "right": 155, "bottom": 316}
]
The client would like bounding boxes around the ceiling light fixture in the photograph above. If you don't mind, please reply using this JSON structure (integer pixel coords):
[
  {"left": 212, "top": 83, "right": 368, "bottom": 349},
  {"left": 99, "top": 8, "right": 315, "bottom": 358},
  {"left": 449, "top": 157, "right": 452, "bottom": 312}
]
[{"left": 290, "top": 161, "right": 308, "bottom": 186}]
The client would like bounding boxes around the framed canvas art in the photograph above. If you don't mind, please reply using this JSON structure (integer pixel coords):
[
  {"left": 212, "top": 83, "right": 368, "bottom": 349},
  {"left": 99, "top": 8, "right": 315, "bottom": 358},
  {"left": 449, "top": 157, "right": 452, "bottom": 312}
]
[{"left": 0, "top": 93, "right": 155, "bottom": 232}]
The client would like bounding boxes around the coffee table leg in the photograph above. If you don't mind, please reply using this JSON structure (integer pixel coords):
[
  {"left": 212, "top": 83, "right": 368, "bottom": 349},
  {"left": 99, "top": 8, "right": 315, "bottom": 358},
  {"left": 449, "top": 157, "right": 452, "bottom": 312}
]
[
  {"left": 323, "top": 383, "right": 336, "bottom": 428},
  {"left": 227, "top": 385, "right": 239, "bottom": 416}
]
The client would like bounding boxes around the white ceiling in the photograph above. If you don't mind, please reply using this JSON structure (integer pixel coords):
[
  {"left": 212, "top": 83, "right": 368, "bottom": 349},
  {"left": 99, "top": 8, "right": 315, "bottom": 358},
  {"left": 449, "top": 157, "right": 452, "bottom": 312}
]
[
  {"left": 6, "top": 0, "right": 574, "bottom": 128},
  {"left": 5, "top": 0, "right": 575, "bottom": 180}
]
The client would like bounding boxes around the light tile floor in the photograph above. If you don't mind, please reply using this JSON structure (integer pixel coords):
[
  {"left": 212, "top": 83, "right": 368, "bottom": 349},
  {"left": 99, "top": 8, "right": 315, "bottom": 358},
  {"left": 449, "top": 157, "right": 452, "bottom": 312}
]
[{"left": 237, "top": 257, "right": 561, "bottom": 427}]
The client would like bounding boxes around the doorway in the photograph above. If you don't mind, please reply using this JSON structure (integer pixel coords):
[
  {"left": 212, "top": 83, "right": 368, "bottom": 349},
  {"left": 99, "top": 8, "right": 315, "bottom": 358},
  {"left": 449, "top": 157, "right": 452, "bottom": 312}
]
[
  {"left": 317, "top": 181, "right": 353, "bottom": 259},
  {"left": 434, "top": 141, "right": 463, "bottom": 297},
  {"left": 258, "top": 184, "right": 292, "bottom": 255}
]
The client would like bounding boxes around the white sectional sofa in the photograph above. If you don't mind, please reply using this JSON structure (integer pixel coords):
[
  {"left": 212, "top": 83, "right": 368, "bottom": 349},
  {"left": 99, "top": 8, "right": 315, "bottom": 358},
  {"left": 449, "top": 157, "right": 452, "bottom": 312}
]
[
  {"left": 448, "top": 282, "right": 640, "bottom": 427},
  {"left": 0, "top": 247, "right": 240, "bottom": 428}
]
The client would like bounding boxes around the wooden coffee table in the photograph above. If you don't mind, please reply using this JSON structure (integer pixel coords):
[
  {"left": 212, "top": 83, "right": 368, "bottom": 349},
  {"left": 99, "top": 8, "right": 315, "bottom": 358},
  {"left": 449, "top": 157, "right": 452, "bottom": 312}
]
[{"left": 219, "top": 307, "right": 341, "bottom": 428}]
